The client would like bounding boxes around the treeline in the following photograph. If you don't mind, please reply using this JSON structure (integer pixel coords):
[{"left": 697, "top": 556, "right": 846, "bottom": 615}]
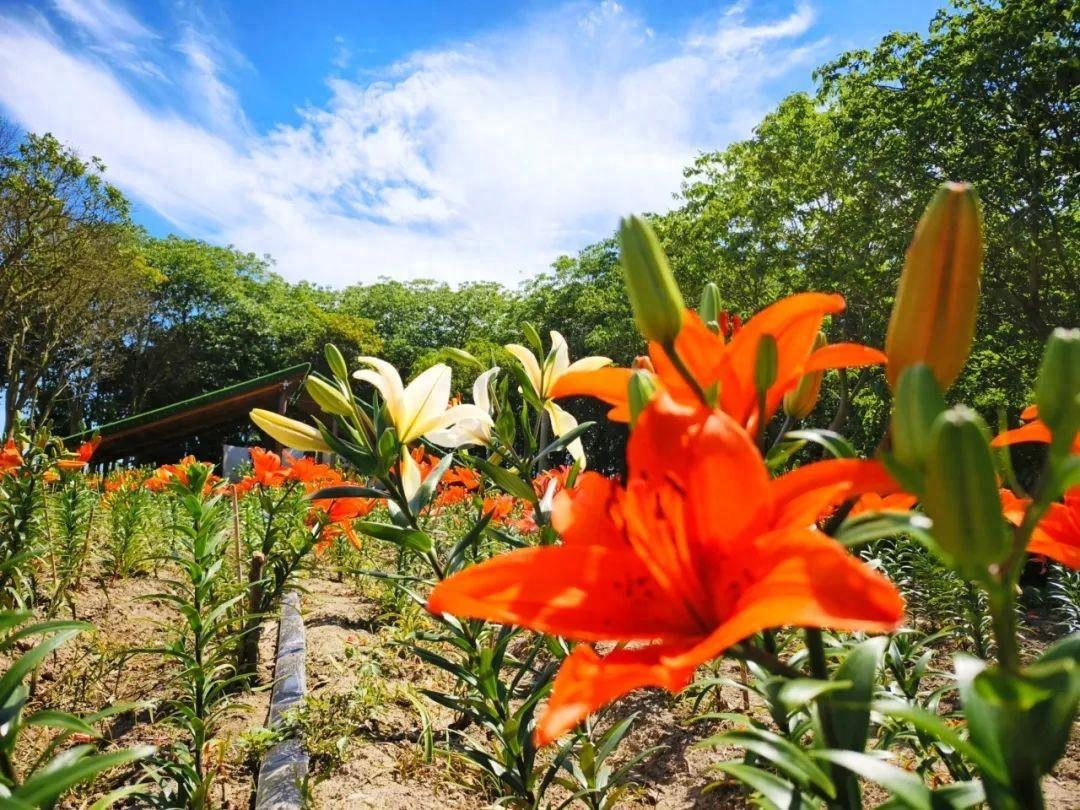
[{"left": 1, "top": 0, "right": 1075, "bottom": 467}]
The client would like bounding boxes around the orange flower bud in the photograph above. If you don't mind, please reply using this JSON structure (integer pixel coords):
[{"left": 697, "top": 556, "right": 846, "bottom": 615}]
[
  {"left": 783, "top": 332, "right": 827, "bottom": 420},
  {"left": 885, "top": 182, "right": 983, "bottom": 390}
]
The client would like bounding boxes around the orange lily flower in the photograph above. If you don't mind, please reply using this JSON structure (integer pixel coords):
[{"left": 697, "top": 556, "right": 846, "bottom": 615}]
[
  {"left": 551, "top": 293, "right": 885, "bottom": 434},
  {"left": 57, "top": 437, "right": 101, "bottom": 471},
  {"left": 481, "top": 494, "right": 516, "bottom": 523},
  {"left": 533, "top": 466, "right": 574, "bottom": 498},
  {"left": 849, "top": 492, "right": 918, "bottom": 517},
  {"left": 433, "top": 485, "right": 472, "bottom": 509},
  {"left": 991, "top": 404, "right": 1080, "bottom": 454},
  {"left": 508, "top": 512, "right": 540, "bottom": 535},
  {"left": 284, "top": 453, "right": 340, "bottom": 489},
  {"left": 444, "top": 466, "right": 482, "bottom": 491},
  {"left": 249, "top": 447, "right": 288, "bottom": 487},
  {"left": 0, "top": 438, "right": 23, "bottom": 473},
  {"left": 1000, "top": 487, "right": 1080, "bottom": 569},
  {"left": 310, "top": 495, "right": 377, "bottom": 550},
  {"left": 428, "top": 393, "right": 904, "bottom": 744}
]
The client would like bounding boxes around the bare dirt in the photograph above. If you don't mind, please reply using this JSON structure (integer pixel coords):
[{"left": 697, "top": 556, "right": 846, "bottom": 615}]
[{"left": 17, "top": 569, "right": 1080, "bottom": 809}]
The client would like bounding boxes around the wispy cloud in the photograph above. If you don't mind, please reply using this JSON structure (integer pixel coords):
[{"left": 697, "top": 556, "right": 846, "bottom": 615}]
[
  {"left": 52, "top": 0, "right": 153, "bottom": 44},
  {"left": 0, "top": 0, "right": 824, "bottom": 286},
  {"left": 50, "top": 0, "right": 165, "bottom": 79}
]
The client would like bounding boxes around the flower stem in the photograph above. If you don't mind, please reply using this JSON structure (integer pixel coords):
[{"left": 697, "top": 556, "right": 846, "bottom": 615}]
[
  {"left": 806, "top": 628, "right": 859, "bottom": 810},
  {"left": 729, "top": 641, "right": 802, "bottom": 680},
  {"left": 664, "top": 341, "right": 712, "bottom": 407}
]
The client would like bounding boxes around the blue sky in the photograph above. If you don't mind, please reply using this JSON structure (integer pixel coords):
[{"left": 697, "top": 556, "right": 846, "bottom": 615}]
[{"left": 0, "top": 0, "right": 945, "bottom": 286}]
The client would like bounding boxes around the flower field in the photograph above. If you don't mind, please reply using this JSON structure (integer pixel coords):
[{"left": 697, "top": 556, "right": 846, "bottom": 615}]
[{"left": 1, "top": 182, "right": 1078, "bottom": 809}]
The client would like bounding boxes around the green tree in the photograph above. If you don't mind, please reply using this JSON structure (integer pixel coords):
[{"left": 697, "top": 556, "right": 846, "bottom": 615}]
[{"left": 0, "top": 128, "right": 154, "bottom": 432}]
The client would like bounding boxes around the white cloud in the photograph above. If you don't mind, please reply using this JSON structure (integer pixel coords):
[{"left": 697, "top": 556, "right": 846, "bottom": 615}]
[
  {"left": 0, "top": 1, "right": 823, "bottom": 287},
  {"left": 176, "top": 24, "right": 252, "bottom": 140},
  {"left": 52, "top": 0, "right": 153, "bottom": 44}
]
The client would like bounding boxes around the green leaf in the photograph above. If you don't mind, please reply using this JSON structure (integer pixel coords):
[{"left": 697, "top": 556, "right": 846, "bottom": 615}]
[
  {"left": 872, "top": 700, "right": 1005, "bottom": 783},
  {"left": 828, "top": 635, "right": 886, "bottom": 754},
  {"left": 835, "top": 511, "right": 935, "bottom": 548},
  {"left": 471, "top": 457, "right": 537, "bottom": 503},
  {"left": 0, "top": 628, "right": 83, "bottom": 703},
  {"left": 409, "top": 453, "right": 454, "bottom": 513},
  {"left": 765, "top": 439, "right": 808, "bottom": 470},
  {"left": 24, "top": 709, "right": 98, "bottom": 738},
  {"left": 784, "top": 429, "right": 856, "bottom": 459},
  {"left": 535, "top": 422, "right": 595, "bottom": 466},
  {"left": 314, "top": 420, "right": 378, "bottom": 474},
  {"left": 15, "top": 745, "right": 154, "bottom": 806},
  {"left": 775, "top": 678, "right": 853, "bottom": 717},
  {"left": 356, "top": 521, "right": 432, "bottom": 554},
  {"left": 713, "top": 761, "right": 810, "bottom": 809},
  {"left": 700, "top": 728, "right": 835, "bottom": 798},
  {"left": 811, "top": 750, "right": 933, "bottom": 809}
]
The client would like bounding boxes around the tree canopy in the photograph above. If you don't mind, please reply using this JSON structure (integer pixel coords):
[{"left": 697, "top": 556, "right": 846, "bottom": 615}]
[{"left": 1, "top": 0, "right": 1075, "bottom": 468}]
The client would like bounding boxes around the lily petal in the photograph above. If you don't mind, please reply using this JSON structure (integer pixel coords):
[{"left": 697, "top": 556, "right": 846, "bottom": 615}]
[
  {"left": 719, "top": 293, "right": 845, "bottom": 427},
  {"left": 536, "top": 644, "right": 697, "bottom": 746},
  {"left": 545, "top": 401, "right": 586, "bottom": 467},
  {"left": 427, "top": 545, "right": 702, "bottom": 642},
  {"left": 663, "top": 529, "right": 904, "bottom": 669},
  {"left": 400, "top": 449, "right": 422, "bottom": 501},
  {"left": 547, "top": 331, "right": 571, "bottom": 389},
  {"left": 564, "top": 355, "right": 613, "bottom": 375},
  {"left": 355, "top": 357, "right": 406, "bottom": 427},
  {"left": 472, "top": 367, "right": 500, "bottom": 414},
  {"left": 769, "top": 459, "right": 900, "bottom": 529},
  {"left": 399, "top": 364, "right": 452, "bottom": 443},
  {"left": 550, "top": 367, "right": 634, "bottom": 422},
  {"left": 417, "top": 403, "right": 493, "bottom": 444},
  {"left": 801, "top": 343, "right": 887, "bottom": 374},
  {"left": 506, "top": 344, "right": 543, "bottom": 398},
  {"left": 551, "top": 471, "right": 625, "bottom": 548},
  {"left": 990, "top": 419, "right": 1053, "bottom": 447},
  {"left": 1028, "top": 489, "right": 1080, "bottom": 569}
]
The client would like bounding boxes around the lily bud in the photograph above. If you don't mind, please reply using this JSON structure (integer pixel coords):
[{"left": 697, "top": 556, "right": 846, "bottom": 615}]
[
  {"left": 627, "top": 370, "right": 658, "bottom": 427},
  {"left": 783, "top": 332, "right": 827, "bottom": 420},
  {"left": 1035, "top": 327, "right": 1080, "bottom": 441},
  {"left": 891, "top": 364, "right": 947, "bottom": 475},
  {"left": 250, "top": 408, "right": 331, "bottom": 453},
  {"left": 699, "top": 282, "right": 722, "bottom": 334},
  {"left": 522, "top": 323, "right": 544, "bottom": 356},
  {"left": 619, "top": 215, "right": 685, "bottom": 347},
  {"left": 885, "top": 182, "right": 983, "bottom": 391},
  {"left": 305, "top": 375, "right": 354, "bottom": 417},
  {"left": 920, "top": 406, "right": 1009, "bottom": 579},
  {"left": 443, "top": 347, "right": 484, "bottom": 370},
  {"left": 325, "top": 343, "right": 349, "bottom": 383},
  {"left": 754, "top": 334, "right": 778, "bottom": 396}
]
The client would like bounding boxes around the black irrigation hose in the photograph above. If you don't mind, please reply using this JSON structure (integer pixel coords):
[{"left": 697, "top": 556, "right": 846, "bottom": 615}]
[{"left": 254, "top": 590, "right": 309, "bottom": 809}]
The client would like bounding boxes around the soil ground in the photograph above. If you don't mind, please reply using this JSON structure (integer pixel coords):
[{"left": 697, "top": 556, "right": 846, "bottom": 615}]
[{"left": 17, "top": 568, "right": 1080, "bottom": 809}]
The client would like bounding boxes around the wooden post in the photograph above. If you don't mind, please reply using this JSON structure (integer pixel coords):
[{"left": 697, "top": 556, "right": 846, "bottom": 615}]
[
  {"left": 232, "top": 487, "right": 244, "bottom": 589},
  {"left": 239, "top": 551, "right": 267, "bottom": 680}
]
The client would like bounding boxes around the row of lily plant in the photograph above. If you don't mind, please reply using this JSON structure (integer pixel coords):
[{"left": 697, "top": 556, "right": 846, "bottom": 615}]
[
  {"left": 0, "top": 431, "right": 390, "bottom": 805},
  {"left": 252, "top": 182, "right": 1079, "bottom": 810}
]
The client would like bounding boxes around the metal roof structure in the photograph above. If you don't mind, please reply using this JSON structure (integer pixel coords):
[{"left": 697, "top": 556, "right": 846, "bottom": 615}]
[{"left": 67, "top": 363, "right": 311, "bottom": 464}]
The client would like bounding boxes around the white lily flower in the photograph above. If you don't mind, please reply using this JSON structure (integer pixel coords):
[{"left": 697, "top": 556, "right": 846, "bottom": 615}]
[
  {"left": 400, "top": 449, "right": 423, "bottom": 501},
  {"left": 504, "top": 331, "right": 611, "bottom": 400},
  {"left": 504, "top": 331, "right": 608, "bottom": 467},
  {"left": 352, "top": 359, "right": 492, "bottom": 446},
  {"left": 544, "top": 400, "right": 585, "bottom": 467},
  {"left": 426, "top": 367, "right": 500, "bottom": 448}
]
